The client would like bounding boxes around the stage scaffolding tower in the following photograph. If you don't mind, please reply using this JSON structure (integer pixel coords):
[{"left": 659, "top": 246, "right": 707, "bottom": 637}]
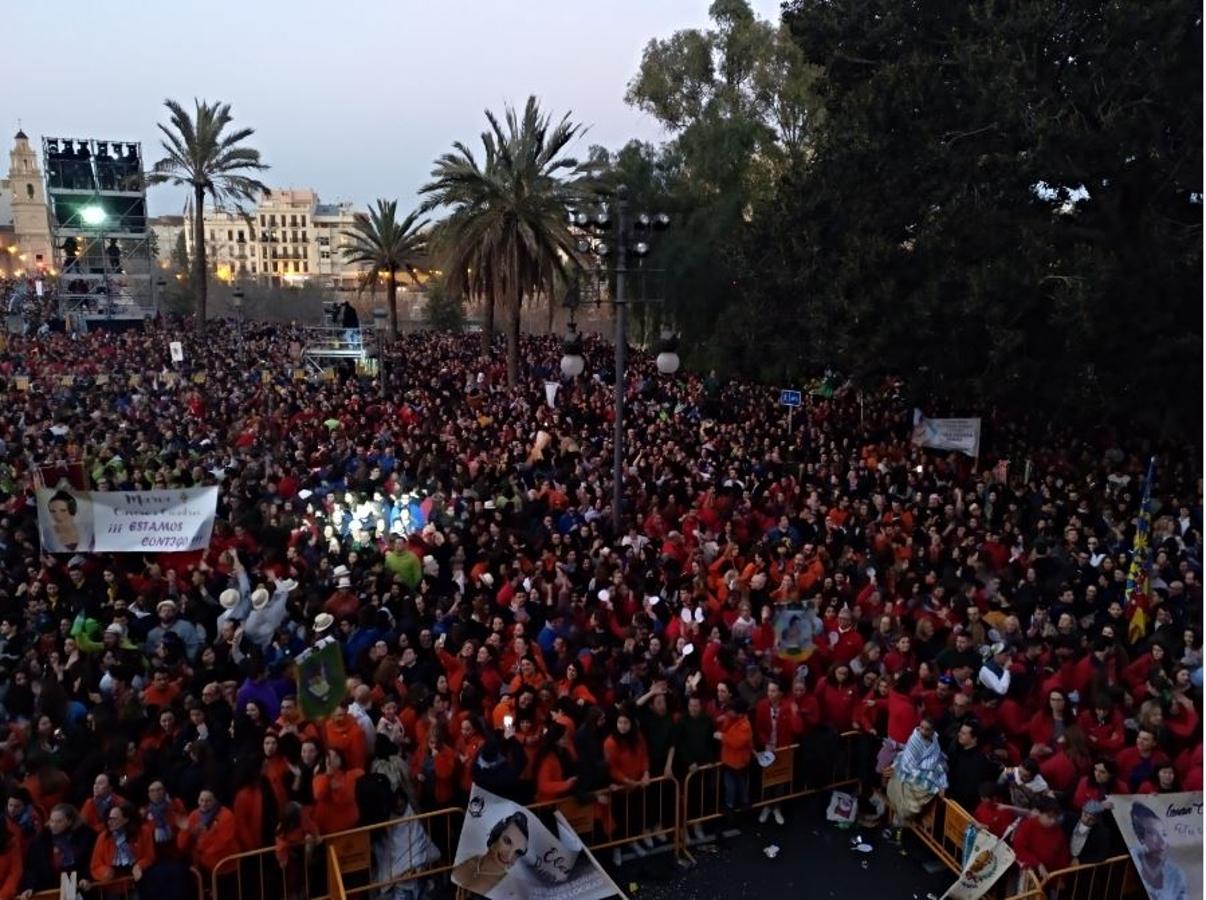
[{"left": 42, "top": 137, "right": 157, "bottom": 324}]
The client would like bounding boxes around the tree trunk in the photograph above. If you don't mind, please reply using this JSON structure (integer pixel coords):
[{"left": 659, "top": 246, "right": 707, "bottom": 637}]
[
  {"left": 506, "top": 245, "right": 521, "bottom": 386},
  {"left": 547, "top": 287, "right": 555, "bottom": 333},
  {"left": 386, "top": 267, "right": 399, "bottom": 337},
  {"left": 193, "top": 184, "right": 207, "bottom": 329},
  {"left": 479, "top": 290, "right": 495, "bottom": 356}
]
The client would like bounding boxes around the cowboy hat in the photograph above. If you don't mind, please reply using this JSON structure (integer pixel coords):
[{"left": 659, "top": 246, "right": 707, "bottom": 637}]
[
  {"left": 276, "top": 578, "right": 299, "bottom": 594},
  {"left": 314, "top": 613, "right": 335, "bottom": 633},
  {"left": 337, "top": 576, "right": 352, "bottom": 589},
  {"left": 219, "top": 588, "right": 240, "bottom": 610},
  {"left": 156, "top": 599, "right": 178, "bottom": 614},
  {"left": 250, "top": 588, "right": 271, "bottom": 610},
  {"left": 332, "top": 565, "right": 350, "bottom": 578}
]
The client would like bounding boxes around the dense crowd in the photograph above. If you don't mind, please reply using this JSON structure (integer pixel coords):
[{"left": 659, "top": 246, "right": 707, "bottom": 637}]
[{"left": 0, "top": 317, "right": 1199, "bottom": 898}]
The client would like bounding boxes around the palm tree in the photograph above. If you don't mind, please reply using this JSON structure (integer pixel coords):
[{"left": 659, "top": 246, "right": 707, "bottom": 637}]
[
  {"left": 148, "top": 99, "right": 269, "bottom": 328},
  {"left": 340, "top": 199, "right": 429, "bottom": 337},
  {"left": 421, "top": 96, "right": 585, "bottom": 385}
]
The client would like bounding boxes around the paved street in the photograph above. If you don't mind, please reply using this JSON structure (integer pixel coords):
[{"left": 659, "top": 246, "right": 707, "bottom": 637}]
[{"left": 609, "top": 795, "right": 951, "bottom": 900}]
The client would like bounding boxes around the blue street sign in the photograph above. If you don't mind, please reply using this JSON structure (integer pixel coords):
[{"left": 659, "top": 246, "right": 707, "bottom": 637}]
[{"left": 779, "top": 389, "right": 802, "bottom": 407}]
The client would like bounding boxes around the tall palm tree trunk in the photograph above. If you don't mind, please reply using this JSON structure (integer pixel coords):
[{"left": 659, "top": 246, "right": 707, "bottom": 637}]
[
  {"left": 479, "top": 293, "right": 494, "bottom": 355},
  {"left": 193, "top": 184, "right": 208, "bottom": 328},
  {"left": 386, "top": 267, "right": 399, "bottom": 337},
  {"left": 506, "top": 244, "right": 521, "bottom": 385}
]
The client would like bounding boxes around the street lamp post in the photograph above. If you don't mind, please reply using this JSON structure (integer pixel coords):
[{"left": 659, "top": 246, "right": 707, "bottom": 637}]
[
  {"left": 562, "top": 185, "right": 671, "bottom": 534},
  {"left": 232, "top": 287, "right": 245, "bottom": 364},
  {"left": 373, "top": 307, "right": 388, "bottom": 398}
]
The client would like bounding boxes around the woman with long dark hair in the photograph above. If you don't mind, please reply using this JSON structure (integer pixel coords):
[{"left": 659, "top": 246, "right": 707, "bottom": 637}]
[
  {"left": 603, "top": 708, "right": 651, "bottom": 867},
  {"left": 232, "top": 753, "right": 280, "bottom": 852},
  {"left": 534, "top": 720, "right": 578, "bottom": 803}
]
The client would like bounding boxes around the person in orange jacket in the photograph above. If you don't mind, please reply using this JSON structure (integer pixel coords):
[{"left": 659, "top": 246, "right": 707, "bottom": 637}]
[
  {"left": 715, "top": 697, "right": 754, "bottom": 816},
  {"left": 323, "top": 703, "right": 368, "bottom": 772},
  {"left": 602, "top": 709, "right": 651, "bottom": 867},
  {"left": 90, "top": 801, "right": 154, "bottom": 886},
  {"left": 312, "top": 747, "right": 363, "bottom": 835},
  {"left": 175, "top": 789, "right": 240, "bottom": 875},
  {"left": 534, "top": 721, "right": 578, "bottom": 803},
  {"left": 80, "top": 773, "right": 125, "bottom": 835}
]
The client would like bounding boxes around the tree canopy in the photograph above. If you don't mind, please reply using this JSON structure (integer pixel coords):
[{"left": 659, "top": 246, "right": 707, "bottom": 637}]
[{"left": 615, "top": 0, "right": 1201, "bottom": 439}]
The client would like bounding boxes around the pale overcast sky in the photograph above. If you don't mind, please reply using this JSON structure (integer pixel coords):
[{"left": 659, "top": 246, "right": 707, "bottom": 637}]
[{"left": 2, "top": 0, "right": 782, "bottom": 215}]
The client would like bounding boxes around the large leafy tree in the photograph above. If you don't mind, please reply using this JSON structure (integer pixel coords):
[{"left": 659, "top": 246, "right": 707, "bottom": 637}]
[
  {"left": 621, "top": 0, "right": 824, "bottom": 370},
  {"left": 421, "top": 96, "right": 585, "bottom": 385},
  {"left": 340, "top": 199, "right": 428, "bottom": 337},
  {"left": 148, "top": 99, "right": 269, "bottom": 327},
  {"left": 767, "top": 0, "right": 1202, "bottom": 435}
]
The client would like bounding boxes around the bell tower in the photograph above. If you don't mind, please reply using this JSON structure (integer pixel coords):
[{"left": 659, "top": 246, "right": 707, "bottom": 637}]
[{"left": 7, "top": 128, "right": 53, "bottom": 272}]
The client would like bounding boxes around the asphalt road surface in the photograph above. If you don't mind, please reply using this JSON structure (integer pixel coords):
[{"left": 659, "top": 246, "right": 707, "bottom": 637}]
[{"left": 606, "top": 794, "right": 953, "bottom": 900}]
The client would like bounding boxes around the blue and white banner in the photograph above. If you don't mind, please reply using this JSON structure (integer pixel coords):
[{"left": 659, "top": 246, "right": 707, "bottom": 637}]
[
  {"left": 37, "top": 487, "right": 219, "bottom": 553},
  {"left": 912, "top": 410, "right": 982, "bottom": 458}
]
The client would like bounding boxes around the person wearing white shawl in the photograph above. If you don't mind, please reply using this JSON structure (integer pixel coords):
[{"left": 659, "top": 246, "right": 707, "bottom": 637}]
[{"left": 886, "top": 718, "right": 948, "bottom": 830}]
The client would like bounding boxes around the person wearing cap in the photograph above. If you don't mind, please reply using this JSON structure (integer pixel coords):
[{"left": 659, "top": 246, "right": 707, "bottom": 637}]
[
  {"left": 978, "top": 643, "right": 1013, "bottom": 695},
  {"left": 145, "top": 599, "right": 201, "bottom": 663},
  {"left": 244, "top": 577, "right": 294, "bottom": 649},
  {"left": 1068, "top": 799, "right": 1116, "bottom": 866}
]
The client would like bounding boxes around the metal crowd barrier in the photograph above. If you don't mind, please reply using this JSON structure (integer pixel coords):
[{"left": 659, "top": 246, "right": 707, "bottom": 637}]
[
  {"left": 901, "top": 794, "right": 1145, "bottom": 900},
  {"left": 211, "top": 805, "right": 464, "bottom": 900},
  {"left": 1025, "top": 854, "right": 1146, "bottom": 900},
  {"left": 31, "top": 867, "right": 206, "bottom": 900},
  {"left": 528, "top": 774, "right": 683, "bottom": 860},
  {"left": 680, "top": 730, "right": 861, "bottom": 841}
]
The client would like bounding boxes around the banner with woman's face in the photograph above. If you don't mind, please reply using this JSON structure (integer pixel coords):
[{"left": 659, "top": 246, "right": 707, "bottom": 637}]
[{"left": 452, "top": 785, "right": 621, "bottom": 900}]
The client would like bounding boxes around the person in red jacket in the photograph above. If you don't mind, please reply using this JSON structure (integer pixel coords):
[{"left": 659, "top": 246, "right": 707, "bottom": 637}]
[
  {"left": 0, "top": 822, "right": 20, "bottom": 900},
  {"left": 91, "top": 801, "right": 154, "bottom": 886},
  {"left": 81, "top": 774, "right": 125, "bottom": 835},
  {"left": 972, "top": 782, "right": 1017, "bottom": 838},
  {"left": 1077, "top": 701, "right": 1126, "bottom": 755},
  {"left": 1028, "top": 689, "right": 1073, "bottom": 760},
  {"left": 176, "top": 789, "right": 240, "bottom": 875},
  {"left": 1012, "top": 798, "right": 1071, "bottom": 883},
  {"left": 827, "top": 607, "right": 865, "bottom": 666},
  {"left": 818, "top": 664, "right": 859, "bottom": 732},
  {"left": 754, "top": 679, "right": 798, "bottom": 826},
  {"left": 1072, "top": 758, "right": 1127, "bottom": 812},
  {"left": 1117, "top": 729, "right": 1171, "bottom": 791}
]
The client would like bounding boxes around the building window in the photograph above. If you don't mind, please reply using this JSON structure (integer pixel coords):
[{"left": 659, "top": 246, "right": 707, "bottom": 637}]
[
  {"left": 272, "top": 261, "right": 279, "bottom": 273},
  {"left": 293, "top": 261, "right": 300, "bottom": 273},
  {"left": 301, "top": 230, "right": 307, "bottom": 242},
  {"left": 251, "top": 263, "right": 257, "bottom": 273},
  {"left": 227, "top": 229, "right": 233, "bottom": 242},
  {"left": 300, "top": 215, "right": 306, "bottom": 227},
  {"left": 209, "top": 230, "right": 214, "bottom": 241},
  {"left": 26, "top": 183, "right": 34, "bottom": 199},
  {"left": 260, "top": 215, "right": 266, "bottom": 227},
  {"left": 237, "top": 229, "right": 245, "bottom": 242},
  {"left": 269, "top": 215, "right": 277, "bottom": 226},
  {"left": 303, "top": 262, "right": 309, "bottom": 273}
]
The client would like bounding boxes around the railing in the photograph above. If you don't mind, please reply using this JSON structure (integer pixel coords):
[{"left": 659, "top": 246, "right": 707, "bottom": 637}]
[
  {"left": 681, "top": 730, "right": 860, "bottom": 842},
  {"left": 28, "top": 867, "right": 205, "bottom": 900},
  {"left": 1028, "top": 854, "right": 1146, "bottom": 900},
  {"left": 902, "top": 794, "right": 1146, "bottom": 900},
  {"left": 529, "top": 774, "right": 683, "bottom": 860},
  {"left": 212, "top": 804, "right": 463, "bottom": 900}
]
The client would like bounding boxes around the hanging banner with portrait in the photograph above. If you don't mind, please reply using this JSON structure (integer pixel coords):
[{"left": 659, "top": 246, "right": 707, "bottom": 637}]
[
  {"left": 36, "top": 487, "right": 218, "bottom": 553},
  {"left": 452, "top": 785, "right": 623, "bottom": 900},
  {"left": 1109, "top": 792, "right": 1202, "bottom": 900}
]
